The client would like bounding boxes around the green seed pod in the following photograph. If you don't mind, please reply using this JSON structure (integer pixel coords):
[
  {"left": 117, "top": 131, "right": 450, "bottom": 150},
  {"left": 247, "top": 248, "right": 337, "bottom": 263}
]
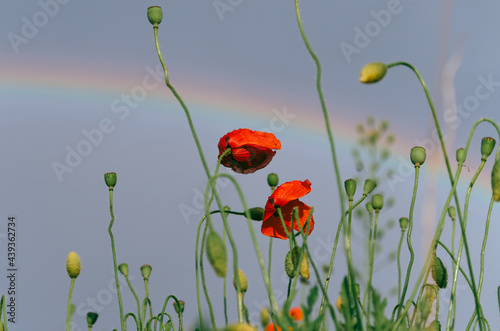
[
  {"left": 431, "top": 254, "right": 448, "bottom": 289},
  {"left": 206, "top": 231, "right": 227, "bottom": 277},
  {"left": 399, "top": 217, "right": 409, "bottom": 231},
  {"left": 492, "top": 158, "right": 500, "bottom": 202},
  {"left": 481, "top": 137, "right": 496, "bottom": 159},
  {"left": 267, "top": 173, "right": 279, "bottom": 188},
  {"left": 365, "top": 202, "right": 373, "bottom": 214},
  {"left": 371, "top": 194, "right": 384, "bottom": 211},
  {"left": 410, "top": 146, "right": 426, "bottom": 167},
  {"left": 104, "top": 172, "right": 117, "bottom": 189},
  {"left": 233, "top": 268, "right": 248, "bottom": 293},
  {"left": 285, "top": 246, "right": 306, "bottom": 278},
  {"left": 456, "top": 148, "right": 466, "bottom": 163},
  {"left": 140, "top": 264, "right": 152, "bottom": 280},
  {"left": 174, "top": 300, "right": 185, "bottom": 315},
  {"left": 363, "top": 179, "right": 377, "bottom": 195},
  {"left": 344, "top": 179, "right": 357, "bottom": 199},
  {"left": 447, "top": 206, "right": 456, "bottom": 221},
  {"left": 86, "top": 312, "right": 99, "bottom": 327},
  {"left": 359, "top": 62, "right": 388, "bottom": 84},
  {"left": 147, "top": 6, "right": 163, "bottom": 27},
  {"left": 246, "top": 207, "right": 264, "bottom": 221},
  {"left": 118, "top": 263, "right": 129, "bottom": 277},
  {"left": 66, "top": 251, "right": 81, "bottom": 279}
]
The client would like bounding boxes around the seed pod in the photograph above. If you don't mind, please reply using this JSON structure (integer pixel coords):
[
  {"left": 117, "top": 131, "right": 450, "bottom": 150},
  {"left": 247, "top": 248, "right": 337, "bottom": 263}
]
[
  {"left": 456, "top": 148, "right": 466, "bottom": 163},
  {"left": 246, "top": 207, "right": 264, "bottom": 221},
  {"left": 371, "top": 194, "right": 384, "bottom": 211},
  {"left": 363, "top": 179, "right": 377, "bottom": 195},
  {"left": 140, "top": 265, "right": 152, "bottom": 280},
  {"left": 86, "top": 312, "right": 99, "bottom": 327},
  {"left": 118, "top": 263, "right": 129, "bottom": 277},
  {"left": 104, "top": 172, "right": 117, "bottom": 189},
  {"left": 492, "top": 158, "right": 500, "bottom": 202},
  {"left": 147, "top": 6, "right": 163, "bottom": 26},
  {"left": 206, "top": 231, "right": 227, "bottom": 277},
  {"left": 481, "top": 137, "right": 496, "bottom": 159},
  {"left": 267, "top": 173, "right": 279, "bottom": 188},
  {"left": 233, "top": 268, "right": 248, "bottom": 293},
  {"left": 431, "top": 254, "right": 448, "bottom": 289},
  {"left": 344, "top": 179, "right": 357, "bottom": 199},
  {"left": 399, "top": 217, "right": 409, "bottom": 231},
  {"left": 66, "top": 251, "right": 81, "bottom": 279},
  {"left": 359, "top": 62, "right": 388, "bottom": 84},
  {"left": 410, "top": 146, "right": 426, "bottom": 167},
  {"left": 447, "top": 206, "right": 456, "bottom": 221}
]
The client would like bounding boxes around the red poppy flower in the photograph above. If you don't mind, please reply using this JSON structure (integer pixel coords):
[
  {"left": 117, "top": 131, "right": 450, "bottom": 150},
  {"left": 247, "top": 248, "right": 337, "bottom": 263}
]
[
  {"left": 262, "top": 180, "right": 314, "bottom": 239},
  {"left": 218, "top": 129, "right": 281, "bottom": 174}
]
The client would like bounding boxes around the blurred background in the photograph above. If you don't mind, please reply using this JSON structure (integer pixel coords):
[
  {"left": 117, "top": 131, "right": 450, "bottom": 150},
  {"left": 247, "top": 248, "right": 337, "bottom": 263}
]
[{"left": 2, "top": 1, "right": 500, "bottom": 329}]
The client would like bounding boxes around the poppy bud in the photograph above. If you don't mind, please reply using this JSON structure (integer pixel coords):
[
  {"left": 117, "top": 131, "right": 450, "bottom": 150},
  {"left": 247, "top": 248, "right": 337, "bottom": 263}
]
[
  {"left": 363, "top": 179, "right": 377, "bottom": 195},
  {"left": 140, "top": 264, "right": 152, "bottom": 280},
  {"left": 344, "top": 179, "right": 357, "bottom": 199},
  {"left": 431, "top": 254, "right": 448, "bottom": 289},
  {"left": 299, "top": 252, "right": 310, "bottom": 280},
  {"left": 233, "top": 268, "right": 248, "bottom": 293},
  {"left": 481, "top": 137, "right": 496, "bottom": 160},
  {"left": 456, "top": 148, "right": 466, "bottom": 163},
  {"left": 399, "top": 217, "right": 408, "bottom": 231},
  {"left": 66, "top": 251, "right": 81, "bottom": 279},
  {"left": 371, "top": 194, "right": 383, "bottom": 211},
  {"left": 491, "top": 158, "right": 500, "bottom": 202},
  {"left": 118, "top": 263, "right": 128, "bottom": 277},
  {"left": 359, "top": 62, "right": 387, "bottom": 84},
  {"left": 174, "top": 300, "right": 185, "bottom": 315},
  {"left": 147, "top": 6, "right": 163, "bottom": 27},
  {"left": 260, "top": 307, "right": 270, "bottom": 328},
  {"left": 447, "top": 206, "right": 456, "bottom": 221},
  {"left": 285, "top": 246, "right": 306, "bottom": 278},
  {"left": 365, "top": 202, "right": 373, "bottom": 214},
  {"left": 206, "top": 231, "right": 227, "bottom": 277},
  {"left": 87, "top": 312, "right": 99, "bottom": 327},
  {"left": 246, "top": 207, "right": 264, "bottom": 221},
  {"left": 223, "top": 205, "right": 231, "bottom": 212},
  {"left": 104, "top": 172, "right": 117, "bottom": 189},
  {"left": 410, "top": 146, "right": 426, "bottom": 167},
  {"left": 267, "top": 173, "right": 279, "bottom": 188}
]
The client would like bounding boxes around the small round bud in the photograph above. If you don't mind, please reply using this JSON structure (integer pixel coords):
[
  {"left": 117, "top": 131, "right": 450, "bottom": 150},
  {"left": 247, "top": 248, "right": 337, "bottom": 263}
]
[
  {"left": 267, "top": 173, "right": 279, "bottom": 188},
  {"left": 233, "top": 268, "right": 248, "bottom": 293},
  {"left": 86, "top": 312, "right": 99, "bottom": 327},
  {"left": 456, "top": 148, "right": 466, "bottom": 163},
  {"left": 147, "top": 6, "right": 163, "bottom": 27},
  {"left": 371, "top": 194, "right": 384, "bottom": 211},
  {"left": 481, "top": 137, "right": 496, "bottom": 159},
  {"left": 359, "top": 62, "right": 388, "bottom": 84},
  {"left": 104, "top": 172, "right": 117, "bottom": 189},
  {"left": 491, "top": 158, "right": 500, "bottom": 202},
  {"left": 140, "top": 264, "right": 152, "bottom": 280},
  {"left": 206, "top": 231, "right": 227, "bottom": 277},
  {"left": 223, "top": 205, "right": 231, "bottom": 212},
  {"left": 365, "top": 202, "right": 373, "bottom": 214},
  {"left": 174, "top": 300, "right": 185, "bottom": 315},
  {"left": 447, "top": 206, "right": 456, "bottom": 221},
  {"left": 260, "top": 307, "right": 270, "bottom": 328},
  {"left": 246, "top": 207, "right": 264, "bottom": 221},
  {"left": 399, "top": 217, "right": 409, "bottom": 231},
  {"left": 431, "top": 254, "right": 448, "bottom": 289},
  {"left": 66, "top": 251, "right": 81, "bottom": 279},
  {"left": 118, "top": 263, "right": 129, "bottom": 277},
  {"left": 344, "top": 179, "right": 357, "bottom": 199},
  {"left": 410, "top": 146, "right": 426, "bottom": 167},
  {"left": 363, "top": 179, "right": 377, "bottom": 195}
]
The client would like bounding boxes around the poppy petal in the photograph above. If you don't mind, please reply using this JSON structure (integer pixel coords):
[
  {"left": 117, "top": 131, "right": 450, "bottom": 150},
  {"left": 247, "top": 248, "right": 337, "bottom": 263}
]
[
  {"left": 261, "top": 200, "right": 314, "bottom": 239},
  {"left": 268, "top": 180, "right": 312, "bottom": 207},
  {"left": 226, "top": 128, "right": 281, "bottom": 150}
]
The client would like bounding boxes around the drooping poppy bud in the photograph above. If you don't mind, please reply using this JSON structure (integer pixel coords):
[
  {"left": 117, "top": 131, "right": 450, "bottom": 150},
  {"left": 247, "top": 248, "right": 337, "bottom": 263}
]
[
  {"left": 147, "top": 6, "right": 163, "bottom": 27},
  {"left": 410, "top": 146, "right": 426, "bottom": 167},
  {"left": 206, "top": 231, "right": 227, "bottom": 277},
  {"left": 233, "top": 268, "right": 248, "bottom": 293},
  {"left": 359, "top": 62, "right": 388, "bottom": 84},
  {"left": 246, "top": 207, "right": 264, "bottom": 221},
  {"left": 447, "top": 206, "right": 456, "bottom": 221},
  {"left": 66, "top": 251, "right": 81, "bottom": 279},
  {"left": 174, "top": 300, "right": 185, "bottom": 315}
]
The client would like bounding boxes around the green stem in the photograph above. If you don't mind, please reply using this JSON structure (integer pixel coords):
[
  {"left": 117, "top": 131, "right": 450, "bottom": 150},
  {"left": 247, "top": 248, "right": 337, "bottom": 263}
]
[
  {"left": 108, "top": 188, "right": 125, "bottom": 331},
  {"left": 65, "top": 278, "right": 76, "bottom": 331},
  {"left": 199, "top": 219, "right": 217, "bottom": 330},
  {"left": 397, "top": 165, "right": 420, "bottom": 319},
  {"left": 365, "top": 208, "right": 380, "bottom": 328},
  {"left": 397, "top": 228, "right": 406, "bottom": 303},
  {"left": 124, "top": 274, "right": 143, "bottom": 331}
]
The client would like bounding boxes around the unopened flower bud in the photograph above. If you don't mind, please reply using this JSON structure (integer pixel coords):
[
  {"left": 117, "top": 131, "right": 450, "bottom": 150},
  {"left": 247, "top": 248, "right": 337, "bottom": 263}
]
[
  {"left": 118, "top": 263, "right": 129, "bottom": 277},
  {"left": 87, "top": 312, "right": 99, "bottom": 327},
  {"left": 174, "top": 300, "right": 185, "bottom": 315},
  {"left": 431, "top": 254, "right": 448, "bottom": 289},
  {"left": 365, "top": 202, "right": 373, "bottom": 214},
  {"left": 456, "top": 148, "right": 466, "bottom": 163},
  {"left": 410, "top": 146, "right": 426, "bottom": 167},
  {"left": 66, "top": 251, "right": 81, "bottom": 279},
  {"left": 206, "top": 231, "right": 227, "bottom": 277},
  {"left": 140, "top": 264, "right": 152, "bottom": 280},
  {"left": 260, "top": 307, "right": 270, "bottom": 328},
  {"left": 447, "top": 206, "right": 456, "bottom": 221},
  {"left": 267, "top": 173, "right": 279, "bottom": 188},
  {"left": 104, "top": 172, "right": 117, "bottom": 189},
  {"left": 246, "top": 207, "right": 264, "bottom": 221},
  {"left": 233, "top": 268, "right": 248, "bottom": 293},
  {"left": 371, "top": 194, "right": 383, "bottom": 211},
  {"left": 481, "top": 137, "right": 496, "bottom": 160},
  {"left": 399, "top": 217, "right": 408, "bottom": 231},
  {"left": 147, "top": 6, "right": 163, "bottom": 27},
  {"left": 344, "top": 179, "right": 357, "bottom": 199},
  {"left": 359, "top": 62, "right": 387, "bottom": 84},
  {"left": 284, "top": 246, "right": 307, "bottom": 278}
]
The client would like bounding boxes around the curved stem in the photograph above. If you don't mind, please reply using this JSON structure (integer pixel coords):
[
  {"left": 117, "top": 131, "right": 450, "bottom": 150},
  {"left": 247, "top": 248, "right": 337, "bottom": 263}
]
[
  {"left": 397, "top": 229, "right": 406, "bottom": 303},
  {"left": 199, "top": 219, "right": 217, "bottom": 330},
  {"left": 123, "top": 274, "right": 142, "bottom": 331}
]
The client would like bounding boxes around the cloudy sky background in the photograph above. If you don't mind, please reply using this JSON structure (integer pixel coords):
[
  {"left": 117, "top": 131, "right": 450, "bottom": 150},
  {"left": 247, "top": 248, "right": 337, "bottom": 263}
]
[{"left": 2, "top": 1, "right": 500, "bottom": 330}]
